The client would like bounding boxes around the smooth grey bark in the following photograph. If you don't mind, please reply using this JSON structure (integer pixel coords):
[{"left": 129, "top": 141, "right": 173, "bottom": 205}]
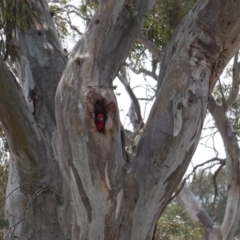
[
  {"left": 118, "top": 66, "right": 144, "bottom": 131},
  {"left": 1, "top": 1, "right": 68, "bottom": 239},
  {"left": 177, "top": 184, "right": 214, "bottom": 238},
  {"left": 0, "top": 0, "right": 240, "bottom": 240},
  {"left": 177, "top": 53, "right": 240, "bottom": 240},
  {"left": 56, "top": 0, "right": 240, "bottom": 239},
  {"left": 226, "top": 52, "right": 240, "bottom": 109},
  {"left": 178, "top": 95, "right": 240, "bottom": 240},
  {"left": 209, "top": 97, "right": 240, "bottom": 240},
  {"left": 137, "top": 34, "right": 163, "bottom": 62},
  {"left": 130, "top": 3, "right": 240, "bottom": 239}
]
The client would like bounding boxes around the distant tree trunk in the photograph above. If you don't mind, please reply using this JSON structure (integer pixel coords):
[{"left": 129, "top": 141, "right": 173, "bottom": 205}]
[
  {"left": 177, "top": 92, "right": 240, "bottom": 240},
  {"left": 0, "top": 0, "right": 240, "bottom": 239}
]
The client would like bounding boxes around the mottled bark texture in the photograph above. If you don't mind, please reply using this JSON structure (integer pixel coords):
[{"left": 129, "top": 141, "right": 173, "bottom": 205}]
[
  {"left": 177, "top": 53, "right": 240, "bottom": 240},
  {"left": 0, "top": 0, "right": 239, "bottom": 239}
]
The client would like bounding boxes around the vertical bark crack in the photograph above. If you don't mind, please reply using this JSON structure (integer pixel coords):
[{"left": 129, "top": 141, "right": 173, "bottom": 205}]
[{"left": 69, "top": 160, "right": 92, "bottom": 222}]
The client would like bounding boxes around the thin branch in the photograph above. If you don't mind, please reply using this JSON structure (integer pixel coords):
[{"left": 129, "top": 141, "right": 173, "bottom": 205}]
[
  {"left": 137, "top": 34, "right": 163, "bottom": 62},
  {"left": 212, "top": 163, "right": 225, "bottom": 208},
  {"left": 65, "top": 4, "right": 92, "bottom": 21},
  {"left": 118, "top": 66, "right": 144, "bottom": 131},
  {"left": 138, "top": 96, "right": 155, "bottom": 101},
  {"left": 218, "top": 78, "right": 228, "bottom": 112},
  {"left": 226, "top": 51, "right": 240, "bottom": 109},
  {"left": 4, "top": 186, "right": 49, "bottom": 240},
  {"left": 65, "top": 12, "right": 83, "bottom": 36},
  {"left": 4, "top": 182, "right": 73, "bottom": 239},
  {"left": 186, "top": 157, "right": 226, "bottom": 180},
  {"left": 125, "top": 62, "right": 158, "bottom": 80}
]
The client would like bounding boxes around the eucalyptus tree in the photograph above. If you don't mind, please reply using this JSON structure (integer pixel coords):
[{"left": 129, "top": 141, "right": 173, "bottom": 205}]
[{"left": 0, "top": 0, "right": 240, "bottom": 239}]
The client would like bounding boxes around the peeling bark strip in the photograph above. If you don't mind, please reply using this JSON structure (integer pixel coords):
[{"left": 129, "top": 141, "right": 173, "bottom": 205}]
[{"left": 0, "top": 0, "right": 239, "bottom": 240}]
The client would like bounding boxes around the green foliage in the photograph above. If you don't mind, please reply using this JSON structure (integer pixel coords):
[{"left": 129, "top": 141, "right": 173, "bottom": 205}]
[
  {"left": 48, "top": 0, "right": 197, "bottom": 71},
  {"left": 189, "top": 168, "right": 240, "bottom": 238},
  {"left": 155, "top": 208, "right": 203, "bottom": 240},
  {"left": 79, "top": 1, "right": 96, "bottom": 15},
  {"left": 154, "top": 167, "right": 240, "bottom": 239},
  {"left": 189, "top": 168, "right": 240, "bottom": 237},
  {"left": 144, "top": 0, "right": 197, "bottom": 48},
  {"left": 0, "top": 0, "right": 34, "bottom": 61},
  {"left": 190, "top": 169, "right": 227, "bottom": 222},
  {"left": 128, "top": 0, "right": 197, "bottom": 73}
]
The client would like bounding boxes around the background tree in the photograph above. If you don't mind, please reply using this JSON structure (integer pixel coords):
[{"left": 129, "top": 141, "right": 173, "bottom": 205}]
[
  {"left": 154, "top": 166, "right": 240, "bottom": 239},
  {"left": 0, "top": 0, "right": 240, "bottom": 240},
  {"left": 0, "top": 125, "right": 8, "bottom": 239},
  {"left": 154, "top": 202, "right": 203, "bottom": 240},
  {"left": 177, "top": 51, "right": 240, "bottom": 239},
  {"left": 189, "top": 169, "right": 227, "bottom": 224}
]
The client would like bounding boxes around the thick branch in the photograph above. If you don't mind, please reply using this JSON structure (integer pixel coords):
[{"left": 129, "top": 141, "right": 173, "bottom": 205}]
[
  {"left": 137, "top": 34, "right": 163, "bottom": 62},
  {"left": 0, "top": 61, "right": 43, "bottom": 175},
  {"left": 3, "top": 1, "right": 68, "bottom": 237},
  {"left": 226, "top": 51, "right": 240, "bottom": 109},
  {"left": 177, "top": 184, "right": 214, "bottom": 236},
  {"left": 16, "top": 0, "right": 66, "bottom": 122},
  {"left": 118, "top": 67, "right": 144, "bottom": 131},
  {"left": 54, "top": 1, "right": 240, "bottom": 239},
  {"left": 129, "top": 1, "right": 240, "bottom": 236},
  {"left": 61, "top": 0, "right": 155, "bottom": 88},
  {"left": 178, "top": 160, "right": 227, "bottom": 239},
  {"left": 208, "top": 96, "right": 240, "bottom": 240},
  {"left": 55, "top": 1, "right": 155, "bottom": 239},
  {"left": 1, "top": 0, "right": 68, "bottom": 185}
]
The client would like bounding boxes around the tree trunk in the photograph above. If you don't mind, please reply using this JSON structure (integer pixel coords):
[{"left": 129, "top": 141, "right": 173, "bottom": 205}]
[
  {"left": 1, "top": 0, "right": 240, "bottom": 239},
  {"left": 2, "top": 1, "right": 67, "bottom": 239}
]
